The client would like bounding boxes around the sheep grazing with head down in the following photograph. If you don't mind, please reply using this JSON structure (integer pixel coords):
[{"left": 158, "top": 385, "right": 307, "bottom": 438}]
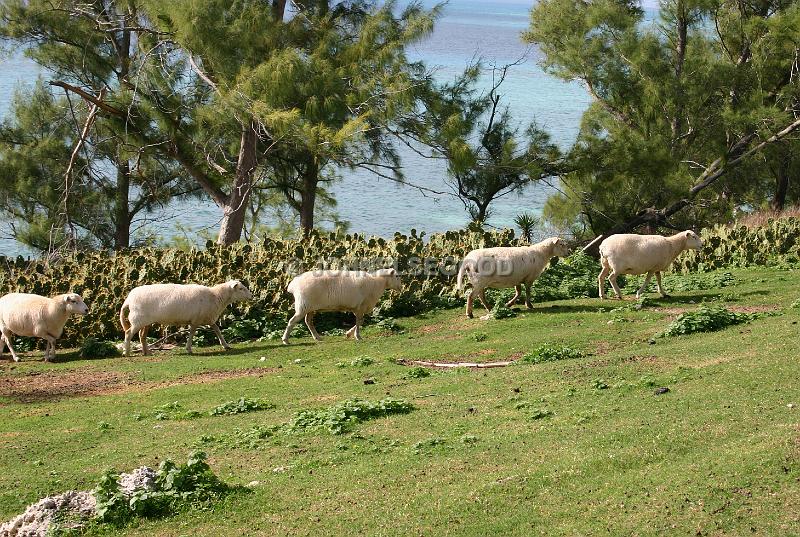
[
  {"left": 0, "top": 292, "right": 89, "bottom": 362},
  {"left": 457, "top": 237, "right": 571, "bottom": 319},
  {"left": 282, "top": 268, "right": 402, "bottom": 344},
  {"left": 120, "top": 280, "right": 252, "bottom": 356},
  {"left": 598, "top": 230, "right": 703, "bottom": 300}
]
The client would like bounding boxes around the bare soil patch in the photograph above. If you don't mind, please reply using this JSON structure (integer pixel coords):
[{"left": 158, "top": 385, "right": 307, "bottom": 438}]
[{"left": 0, "top": 367, "right": 276, "bottom": 403}]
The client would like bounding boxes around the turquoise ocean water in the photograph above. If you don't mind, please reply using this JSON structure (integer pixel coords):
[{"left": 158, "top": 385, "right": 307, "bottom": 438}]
[{"left": 0, "top": 0, "right": 596, "bottom": 256}]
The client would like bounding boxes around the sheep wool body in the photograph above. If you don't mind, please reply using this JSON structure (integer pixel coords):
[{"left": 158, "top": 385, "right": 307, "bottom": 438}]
[
  {"left": 282, "top": 269, "right": 402, "bottom": 343},
  {"left": 457, "top": 237, "right": 570, "bottom": 318},
  {"left": 120, "top": 281, "right": 252, "bottom": 356},
  {"left": 0, "top": 293, "right": 89, "bottom": 362},
  {"left": 598, "top": 231, "right": 703, "bottom": 299}
]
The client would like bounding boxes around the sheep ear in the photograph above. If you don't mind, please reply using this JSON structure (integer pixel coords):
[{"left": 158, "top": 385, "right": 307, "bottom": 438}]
[
  {"left": 63, "top": 295, "right": 71, "bottom": 303},
  {"left": 229, "top": 281, "right": 238, "bottom": 289},
  {"left": 388, "top": 269, "right": 396, "bottom": 276}
]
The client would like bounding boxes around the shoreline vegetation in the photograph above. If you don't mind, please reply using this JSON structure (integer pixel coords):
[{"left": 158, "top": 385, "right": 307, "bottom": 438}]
[{"left": 2, "top": 214, "right": 799, "bottom": 351}]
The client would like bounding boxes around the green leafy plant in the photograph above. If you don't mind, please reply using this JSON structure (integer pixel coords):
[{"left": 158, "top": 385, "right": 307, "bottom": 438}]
[
  {"left": 405, "top": 366, "right": 431, "bottom": 379},
  {"left": 489, "top": 300, "right": 517, "bottom": 319},
  {"left": 93, "top": 452, "right": 235, "bottom": 525},
  {"left": 520, "top": 344, "right": 584, "bottom": 364},
  {"left": 529, "top": 409, "right": 554, "bottom": 420},
  {"left": 287, "top": 398, "right": 414, "bottom": 435},
  {"left": 209, "top": 397, "right": 274, "bottom": 416},
  {"left": 471, "top": 332, "right": 488, "bottom": 342},
  {"left": 80, "top": 338, "right": 121, "bottom": 359},
  {"left": 349, "top": 356, "right": 375, "bottom": 367},
  {"left": 661, "top": 305, "right": 754, "bottom": 337}
]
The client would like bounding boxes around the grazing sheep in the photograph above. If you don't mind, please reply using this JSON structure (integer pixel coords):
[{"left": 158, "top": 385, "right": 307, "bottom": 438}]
[
  {"left": 598, "top": 230, "right": 703, "bottom": 300},
  {"left": 120, "top": 280, "right": 252, "bottom": 356},
  {"left": 456, "top": 237, "right": 570, "bottom": 319},
  {"left": 0, "top": 292, "right": 89, "bottom": 362},
  {"left": 282, "top": 268, "right": 402, "bottom": 344}
]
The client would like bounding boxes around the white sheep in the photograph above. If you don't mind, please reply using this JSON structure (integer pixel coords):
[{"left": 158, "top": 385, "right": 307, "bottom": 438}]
[
  {"left": 119, "top": 280, "right": 252, "bottom": 356},
  {"left": 282, "top": 268, "right": 402, "bottom": 344},
  {"left": 598, "top": 230, "right": 703, "bottom": 299},
  {"left": 0, "top": 292, "right": 89, "bottom": 362},
  {"left": 457, "top": 237, "right": 570, "bottom": 319}
]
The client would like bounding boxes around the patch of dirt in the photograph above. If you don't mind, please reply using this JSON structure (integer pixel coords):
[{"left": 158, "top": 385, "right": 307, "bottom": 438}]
[{"left": 0, "top": 367, "right": 277, "bottom": 404}]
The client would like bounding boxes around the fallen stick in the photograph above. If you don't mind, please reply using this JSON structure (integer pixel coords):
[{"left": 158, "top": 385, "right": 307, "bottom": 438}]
[{"left": 408, "top": 360, "right": 516, "bottom": 369}]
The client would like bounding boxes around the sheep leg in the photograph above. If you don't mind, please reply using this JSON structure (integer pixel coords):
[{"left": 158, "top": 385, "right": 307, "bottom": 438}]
[
  {"left": 598, "top": 264, "right": 611, "bottom": 299},
  {"left": 655, "top": 272, "right": 670, "bottom": 297},
  {"left": 185, "top": 325, "right": 195, "bottom": 354},
  {"left": 212, "top": 323, "right": 232, "bottom": 350},
  {"left": 477, "top": 288, "right": 493, "bottom": 320},
  {"left": 608, "top": 271, "right": 623, "bottom": 300},
  {"left": 1, "top": 330, "right": 20, "bottom": 362},
  {"left": 0, "top": 334, "right": 5, "bottom": 355},
  {"left": 43, "top": 337, "right": 56, "bottom": 362},
  {"left": 282, "top": 312, "right": 304, "bottom": 345},
  {"left": 123, "top": 325, "right": 134, "bottom": 357},
  {"left": 504, "top": 286, "right": 522, "bottom": 308},
  {"left": 139, "top": 326, "right": 150, "bottom": 356},
  {"left": 636, "top": 272, "right": 654, "bottom": 299},
  {"left": 524, "top": 283, "right": 533, "bottom": 309},
  {"left": 353, "top": 313, "right": 365, "bottom": 341},
  {"left": 304, "top": 313, "right": 322, "bottom": 341},
  {"left": 466, "top": 292, "right": 475, "bottom": 318}
]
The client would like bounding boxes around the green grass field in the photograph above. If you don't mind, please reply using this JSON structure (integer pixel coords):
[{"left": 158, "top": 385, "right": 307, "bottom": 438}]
[{"left": 1, "top": 266, "right": 799, "bottom": 535}]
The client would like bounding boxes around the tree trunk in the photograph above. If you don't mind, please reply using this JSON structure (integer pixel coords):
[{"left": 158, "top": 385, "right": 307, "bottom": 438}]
[
  {"left": 670, "top": 2, "right": 687, "bottom": 149},
  {"left": 771, "top": 156, "right": 789, "bottom": 212},
  {"left": 271, "top": 0, "right": 287, "bottom": 20},
  {"left": 114, "top": 161, "right": 131, "bottom": 249},
  {"left": 218, "top": 123, "right": 258, "bottom": 245},
  {"left": 299, "top": 160, "right": 319, "bottom": 236}
]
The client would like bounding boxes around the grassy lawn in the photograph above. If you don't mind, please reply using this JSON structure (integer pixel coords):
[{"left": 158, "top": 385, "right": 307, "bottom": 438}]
[{"left": 1, "top": 266, "right": 799, "bottom": 535}]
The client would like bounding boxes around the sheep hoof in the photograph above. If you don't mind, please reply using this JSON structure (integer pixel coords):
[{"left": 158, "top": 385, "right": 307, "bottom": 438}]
[
  {"left": 281, "top": 339, "right": 289, "bottom": 345},
  {"left": 479, "top": 314, "right": 492, "bottom": 321},
  {"left": 661, "top": 293, "right": 671, "bottom": 298}
]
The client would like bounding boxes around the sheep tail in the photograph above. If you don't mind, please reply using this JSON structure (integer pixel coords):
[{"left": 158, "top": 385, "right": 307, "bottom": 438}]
[
  {"left": 456, "top": 259, "right": 471, "bottom": 291},
  {"left": 119, "top": 301, "right": 131, "bottom": 332}
]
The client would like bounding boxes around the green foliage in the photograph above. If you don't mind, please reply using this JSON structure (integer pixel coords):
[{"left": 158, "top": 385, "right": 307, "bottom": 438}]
[
  {"left": 592, "top": 379, "right": 609, "bottom": 390},
  {"left": 525, "top": 0, "right": 800, "bottom": 233},
  {"left": 514, "top": 213, "right": 540, "bottom": 243},
  {"left": 209, "top": 398, "right": 274, "bottom": 416},
  {"left": 531, "top": 253, "right": 602, "bottom": 301},
  {"left": 676, "top": 219, "right": 800, "bottom": 272},
  {"left": 93, "top": 452, "right": 234, "bottom": 525},
  {"left": 0, "top": 228, "right": 516, "bottom": 346},
  {"left": 520, "top": 344, "right": 584, "bottom": 364},
  {"left": 471, "top": 333, "right": 488, "bottom": 342},
  {"left": 403, "top": 62, "right": 562, "bottom": 224},
  {"left": 405, "top": 367, "right": 431, "bottom": 379},
  {"left": 375, "top": 318, "right": 404, "bottom": 333},
  {"left": 349, "top": 356, "right": 376, "bottom": 367},
  {"left": 287, "top": 398, "right": 414, "bottom": 435},
  {"left": 79, "top": 338, "right": 122, "bottom": 360},
  {"left": 489, "top": 301, "right": 517, "bottom": 319},
  {"left": 660, "top": 305, "right": 755, "bottom": 337},
  {"left": 529, "top": 409, "right": 554, "bottom": 420}
]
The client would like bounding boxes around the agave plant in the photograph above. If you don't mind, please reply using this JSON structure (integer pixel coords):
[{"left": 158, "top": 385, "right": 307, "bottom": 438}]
[{"left": 514, "top": 212, "right": 540, "bottom": 244}]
